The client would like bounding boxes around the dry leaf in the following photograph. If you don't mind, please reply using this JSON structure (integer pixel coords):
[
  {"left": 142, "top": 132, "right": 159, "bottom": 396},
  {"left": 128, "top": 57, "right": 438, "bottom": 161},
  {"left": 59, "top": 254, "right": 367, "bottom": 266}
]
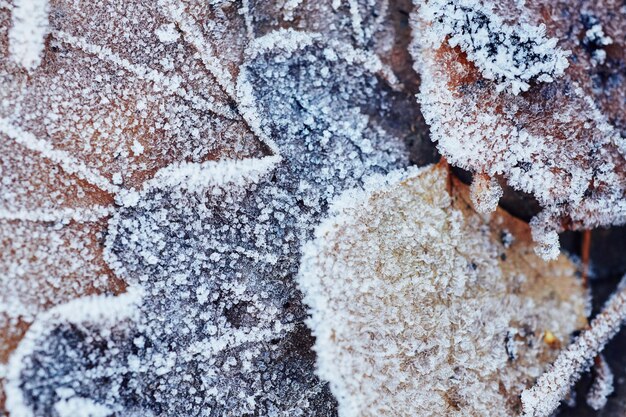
[
  {"left": 411, "top": 0, "right": 626, "bottom": 259},
  {"left": 299, "top": 163, "right": 587, "bottom": 416}
]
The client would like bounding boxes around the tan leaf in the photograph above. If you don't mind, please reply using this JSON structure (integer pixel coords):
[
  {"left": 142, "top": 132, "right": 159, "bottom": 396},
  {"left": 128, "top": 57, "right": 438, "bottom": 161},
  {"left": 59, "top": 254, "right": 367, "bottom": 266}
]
[{"left": 299, "top": 163, "right": 587, "bottom": 416}]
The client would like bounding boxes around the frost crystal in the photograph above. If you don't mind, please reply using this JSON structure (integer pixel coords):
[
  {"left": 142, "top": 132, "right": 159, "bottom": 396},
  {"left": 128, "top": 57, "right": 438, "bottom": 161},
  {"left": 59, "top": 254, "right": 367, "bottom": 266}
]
[
  {"left": 418, "top": 0, "right": 570, "bottom": 94},
  {"left": 299, "top": 164, "right": 586, "bottom": 416},
  {"left": 412, "top": 0, "right": 626, "bottom": 259},
  {"left": 470, "top": 173, "right": 503, "bottom": 214},
  {"left": 581, "top": 15, "right": 613, "bottom": 66},
  {"left": 8, "top": 0, "right": 49, "bottom": 70},
  {"left": 586, "top": 354, "right": 614, "bottom": 411},
  {"left": 1, "top": 0, "right": 409, "bottom": 411}
]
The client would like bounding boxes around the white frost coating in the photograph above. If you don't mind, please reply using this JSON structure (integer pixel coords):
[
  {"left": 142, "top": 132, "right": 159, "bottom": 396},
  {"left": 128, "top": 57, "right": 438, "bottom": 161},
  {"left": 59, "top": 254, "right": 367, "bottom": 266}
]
[
  {"left": 0, "top": 206, "right": 113, "bottom": 223},
  {"left": 0, "top": 219, "right": 121, "bottom": 322},
  {"left": 54, "top": 30, "right": 237, "bottom": 120},
  {"left": 235, "top": 28, "right": 318, "bottom": 153},
  {"left": 0, "top": 1, "right": 419, "bottom": 413},
  {"left": 235, "top": 64, "right": 280, "bottom": 153},
  {"left": 9, "top": 0, "right": 49, "bottom": 70},
  {"left": 111, "top": 172, "right": 123, "bottom": 185},
  {"left": 412, "top": 3, "right": 626, "bottom": 259},
  {"left": 282, "top": 0, "right": 305, "bottom": 21},
  {"left": 0, "top": 117, "right": 119, "bottom": 194},
  {"left": 586, "top": 354, "right": 614, "bottom": 411},
  {"left": 521, "top": 275, "right": 626, "bottom": 417},
  {"left": 155, "top": 23, "right": 180, "bottom": 44},
  {"left": 530, "top": 217, "right": 561, "bottom": 260},
  {"left": 245, "top": 27, "right": 318, "bottom": 58},
  {"left": 584, "top": 24, "right": 612, "bottom": 47},
  {"left": 582, "top": 18, "right": 613, "bottom": 66},
  {"left": 418, "top": 0, "right": 570, "bottom": 95},
  {"left": 347, "top": 0, "right": 365, "bottom": 44},
  {"left": 158, "top": 0, "right": 238, "bottom": 99},
  {"left": 3, "top": 21, "right": 408, "bottom": 415},
  {"left": 237, "top": 27, "right": 398, "bottom": 152},
  {"left": 130, "top": 140, "right": 144, "bottom": 156},
  {"left": 470, "top": 173, "right": 503, "bottom": 213},
  {"left": 144, "top": 155, "right": 281, "bottom": 193},
  {"left": 299, "top": 165, "right": 585, "bottom": 416},
  {"left": 236, "top": 29, "right": 407, "bottom": 192},
  {"left": 54, "top": 397, "right": 113, "bottom": 417},
  {"left": 240, "top": 0, "right": 254, "bottom": 40},
  {"left": 242, "top": 28, "right": 398, "bottom": 91},
  {"left": 5, "top": 289, "right": 143, "bottom": 417}
]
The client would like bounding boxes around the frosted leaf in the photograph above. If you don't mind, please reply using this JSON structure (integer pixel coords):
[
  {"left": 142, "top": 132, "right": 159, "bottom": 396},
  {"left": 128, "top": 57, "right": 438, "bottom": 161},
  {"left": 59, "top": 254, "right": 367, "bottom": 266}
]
[
  {"left": 239, "top": 0, "right": 388, "bottom": 44},
  {"left": 521, "top": 274, "right": 626, "bottom": 417},
  {"left": 2, "top": 0, "right": 264, "bottom": 189},
  {"left": 4, "top": 25, "right": 408, "bottom": 417},
  {"left": 0, "top": 0, "right": 273, "bottom": 395},
  {"left": 0, "top": 138, "right": 114, "bottom": 216},
  {"left": 154, "top": 0, "right": 396, "bottom": 96},
  {"left": 231, "top": 0, "right": 408, "bottom": 86},
  {"left": 412, "top": 0, "right": 626, "bottom": 259},
  {"left": 5, "top": 291, "right": 143, "bottom": 417},
  {"left": 298, "top": 164, "right": 586, "bottom": 416},
  {"left": 0, "top": 220, "right": 125, "bottom": 322}
]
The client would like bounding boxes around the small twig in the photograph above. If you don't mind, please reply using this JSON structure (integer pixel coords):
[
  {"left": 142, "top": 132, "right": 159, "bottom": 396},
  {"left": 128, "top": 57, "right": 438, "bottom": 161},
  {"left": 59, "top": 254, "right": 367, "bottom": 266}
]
[
  {"left": 586, "top": 354, "right": 614, "bottom": 410},
  {"left": 581, "top": 230, "right": 592, "bottom": 288},
  {"left": 521, "top": 274, "right": 626, "bottom": 417},
  {"left": 438, "top": 156, "right": 454, "bottom": 196}
]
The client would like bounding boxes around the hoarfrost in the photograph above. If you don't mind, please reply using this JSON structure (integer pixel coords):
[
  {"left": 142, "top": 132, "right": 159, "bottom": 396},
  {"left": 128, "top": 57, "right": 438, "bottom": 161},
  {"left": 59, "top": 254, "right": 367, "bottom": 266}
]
[
  {"left": 0, "top": 220, "right": 124, "bottom": 322},
  {"left": 586, "top": 354, "right": 614, "bottom": 411},
  {"left": 5, "top": 290, "right": 143, "bottom": 417},
  {"left": 299, "top": 164, "right": 586, "bottom": 417},
  {"left": 470, "top": 173, "right": 503, "bottom": 214},
  {"left": 8, "top": 0, "right": 49, "bottom": 70},
  {"left": 417, "top": 0, "right": 570, "bottom": 94},
  {"left": 0, "top": 0, "right": 605, "bottom": 415},
  {"left": 521, "top": 274, "right": 626, "bottom": 417},
  {"left": 155, "top": 24, "right": 180, "bottom": 45},
  {"left": 581, "top": 16, "right": 613, "bottom": 66}
]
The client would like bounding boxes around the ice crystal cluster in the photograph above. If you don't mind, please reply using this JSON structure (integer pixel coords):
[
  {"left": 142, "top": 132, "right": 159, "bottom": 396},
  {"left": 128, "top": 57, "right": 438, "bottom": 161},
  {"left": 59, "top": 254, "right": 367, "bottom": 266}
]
[
  {"left": 7, "top": 0, "right": 49, "bottom": 70},
  {"left": 586, "top": 355, "right": 615, "bottom": 411},
  {"left": 412, "top": 0, "right": 626, "bottom": 259},
  {"left": 417, "top": 0, "right": 570, "bottom": 94},
  {"left": 299, "top": 164, "right": 586, "bottom": 416}
]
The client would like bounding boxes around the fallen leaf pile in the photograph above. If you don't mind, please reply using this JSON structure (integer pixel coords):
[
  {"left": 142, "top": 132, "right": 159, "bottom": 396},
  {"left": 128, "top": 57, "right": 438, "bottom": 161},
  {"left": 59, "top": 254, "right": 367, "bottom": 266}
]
[
  {"left": 0, "top": 1, "right": 415, "bottom": 415},
  {"left": 0, "top": 0, "right": 624, "bottom": 416}
]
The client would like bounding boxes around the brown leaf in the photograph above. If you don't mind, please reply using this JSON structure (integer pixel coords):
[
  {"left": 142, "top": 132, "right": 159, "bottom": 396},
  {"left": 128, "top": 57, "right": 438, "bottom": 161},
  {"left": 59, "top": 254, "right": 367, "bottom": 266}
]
[{"left": 411, "top": 0, "right": 626, "bottom": 259}]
